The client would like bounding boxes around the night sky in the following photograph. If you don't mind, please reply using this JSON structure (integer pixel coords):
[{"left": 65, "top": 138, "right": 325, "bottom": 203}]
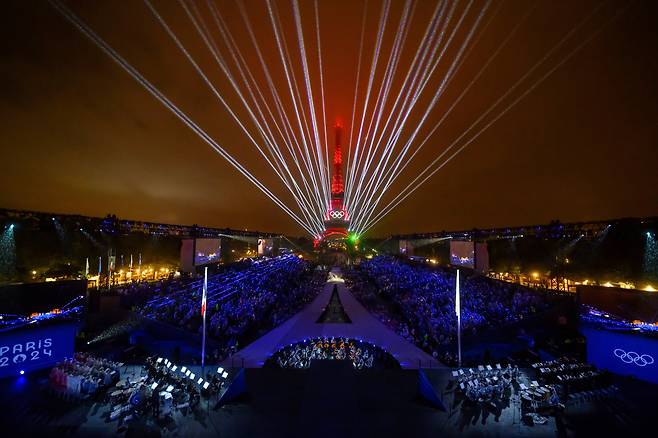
[{"left": 1, "top": 0, "right": 657, "bottom": 237}]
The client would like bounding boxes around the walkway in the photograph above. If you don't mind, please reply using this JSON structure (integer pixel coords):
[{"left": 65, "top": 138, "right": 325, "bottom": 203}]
[{"left": 223, "top": 272, "right": 442, "bottom": 369}]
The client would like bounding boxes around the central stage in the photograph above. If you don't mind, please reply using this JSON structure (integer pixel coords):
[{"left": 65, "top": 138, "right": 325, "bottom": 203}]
[{"left": 223, "top": 273, "right": 441, "bottom": 369}]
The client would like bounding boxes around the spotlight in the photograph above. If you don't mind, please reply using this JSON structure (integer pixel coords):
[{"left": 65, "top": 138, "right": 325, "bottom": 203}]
[{"left": 19, "top": 370, "right": 24, "bottom": 375}]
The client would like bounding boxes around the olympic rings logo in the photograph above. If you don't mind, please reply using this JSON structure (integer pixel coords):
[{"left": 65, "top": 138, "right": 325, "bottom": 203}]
[
  {"left": 613, "top": 349, "right": 654, "bottom": 367},
  {"left": 329, "top": 210, "right": 345, "bottom": 219}
]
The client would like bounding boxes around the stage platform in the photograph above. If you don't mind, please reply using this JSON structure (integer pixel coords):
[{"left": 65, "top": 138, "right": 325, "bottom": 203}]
[{"left": 222, "top": 273, "right": 441, "bottom": 369}]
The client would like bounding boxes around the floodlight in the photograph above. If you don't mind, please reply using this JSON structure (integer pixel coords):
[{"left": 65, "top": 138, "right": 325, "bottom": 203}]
[
  {"left": 171, "top": 366, "right": 177, "bottom": 372},
  {"left": 222, "top": 372, "right": 228, "bottom": 379},
  {"left": 190, "top": 373, "right": 195, "bottom": 380},
  {"left": 197, "top": 378, "right": 203, "bottom": 384},
  {"left": 166, "top": 385, "right": 174, "bottom": 392},
  {"left": 217, "top": 367, "right": 224, "bottom": 374},
  {"left": 156, "top": 358, "right": 163, "bottom": 363},
  {"left": 150, "top": 382, "right": 158, "bottom": 390},
  {"left": 181, "top": 366, "right": 187, "bottom": 373},
  {"left": 203, "top": 382, "right": 210, "bottom": 389}
]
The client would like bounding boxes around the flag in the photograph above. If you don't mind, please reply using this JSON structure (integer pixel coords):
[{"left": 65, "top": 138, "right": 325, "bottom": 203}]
[
  {"left": 201, "top": 267, "right": 208, "bottom": 317},
  {"left": 201, "top": 266, "right": 208, "bottom": 372},
  {"left": 455, "top": 269, "right": 460, "bottom": 319}
]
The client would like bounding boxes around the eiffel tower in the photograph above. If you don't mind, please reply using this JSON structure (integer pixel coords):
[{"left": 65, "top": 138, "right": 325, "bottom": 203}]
[{"left": 320, "top": 122, "right": 350, "bottom": 247}]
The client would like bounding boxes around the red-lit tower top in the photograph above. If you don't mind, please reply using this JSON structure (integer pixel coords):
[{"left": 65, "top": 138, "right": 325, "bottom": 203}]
[{"left": 330, "top": 123, "right": 344, "bottom": 211}]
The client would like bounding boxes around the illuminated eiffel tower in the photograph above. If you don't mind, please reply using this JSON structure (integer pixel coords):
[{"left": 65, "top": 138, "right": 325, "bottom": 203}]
[{"left": 318, "top": 123, "right": 350, "bottom": 248}]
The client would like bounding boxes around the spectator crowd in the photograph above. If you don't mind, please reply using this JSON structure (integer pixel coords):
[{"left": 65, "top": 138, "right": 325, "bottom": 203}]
[
  {"left": 347, "top": 256, "right": 550, "bottom": 364},
  {"left": 137, "top": 255, "right": 325, "bottom": 362}
]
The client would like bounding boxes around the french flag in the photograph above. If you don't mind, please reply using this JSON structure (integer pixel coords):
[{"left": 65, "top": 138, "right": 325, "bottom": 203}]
[{"left": 201, "top": 267, "right": 207, "bottom": 317}]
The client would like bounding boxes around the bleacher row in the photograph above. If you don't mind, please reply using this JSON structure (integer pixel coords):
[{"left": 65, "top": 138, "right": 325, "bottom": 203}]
[{"left": 140, "top": 255, "right": 301, "bottom": 313}]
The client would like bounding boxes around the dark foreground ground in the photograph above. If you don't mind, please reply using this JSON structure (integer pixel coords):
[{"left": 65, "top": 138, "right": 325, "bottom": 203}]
[{"left": 1, "top": 360, "right": 656, "bottom": 438}]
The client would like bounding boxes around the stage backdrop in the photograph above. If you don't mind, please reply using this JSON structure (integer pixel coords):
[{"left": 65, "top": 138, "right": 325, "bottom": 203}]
[
  {"left": 0, "top": 322, "right": 78, "bottom": 378},
  {"left": 581, "top": 324, "right": 657, "bottom": 384}
]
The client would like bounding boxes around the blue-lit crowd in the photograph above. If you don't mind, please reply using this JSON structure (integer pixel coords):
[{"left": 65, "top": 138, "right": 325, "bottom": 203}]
[
  {"left": 347, "top": 256, "right": 549, "bottom": 363},
  {"left": 137, "top": 255, "right": 325, "bottom": 361}
]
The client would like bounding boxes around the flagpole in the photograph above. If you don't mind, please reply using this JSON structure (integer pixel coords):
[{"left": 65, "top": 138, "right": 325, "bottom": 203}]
[
  {"left": 201, "top": 266, "right": 208, "bottom": 376},
  {"left": 456, "top": 269, "right": 462, "bottom": 368}
]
